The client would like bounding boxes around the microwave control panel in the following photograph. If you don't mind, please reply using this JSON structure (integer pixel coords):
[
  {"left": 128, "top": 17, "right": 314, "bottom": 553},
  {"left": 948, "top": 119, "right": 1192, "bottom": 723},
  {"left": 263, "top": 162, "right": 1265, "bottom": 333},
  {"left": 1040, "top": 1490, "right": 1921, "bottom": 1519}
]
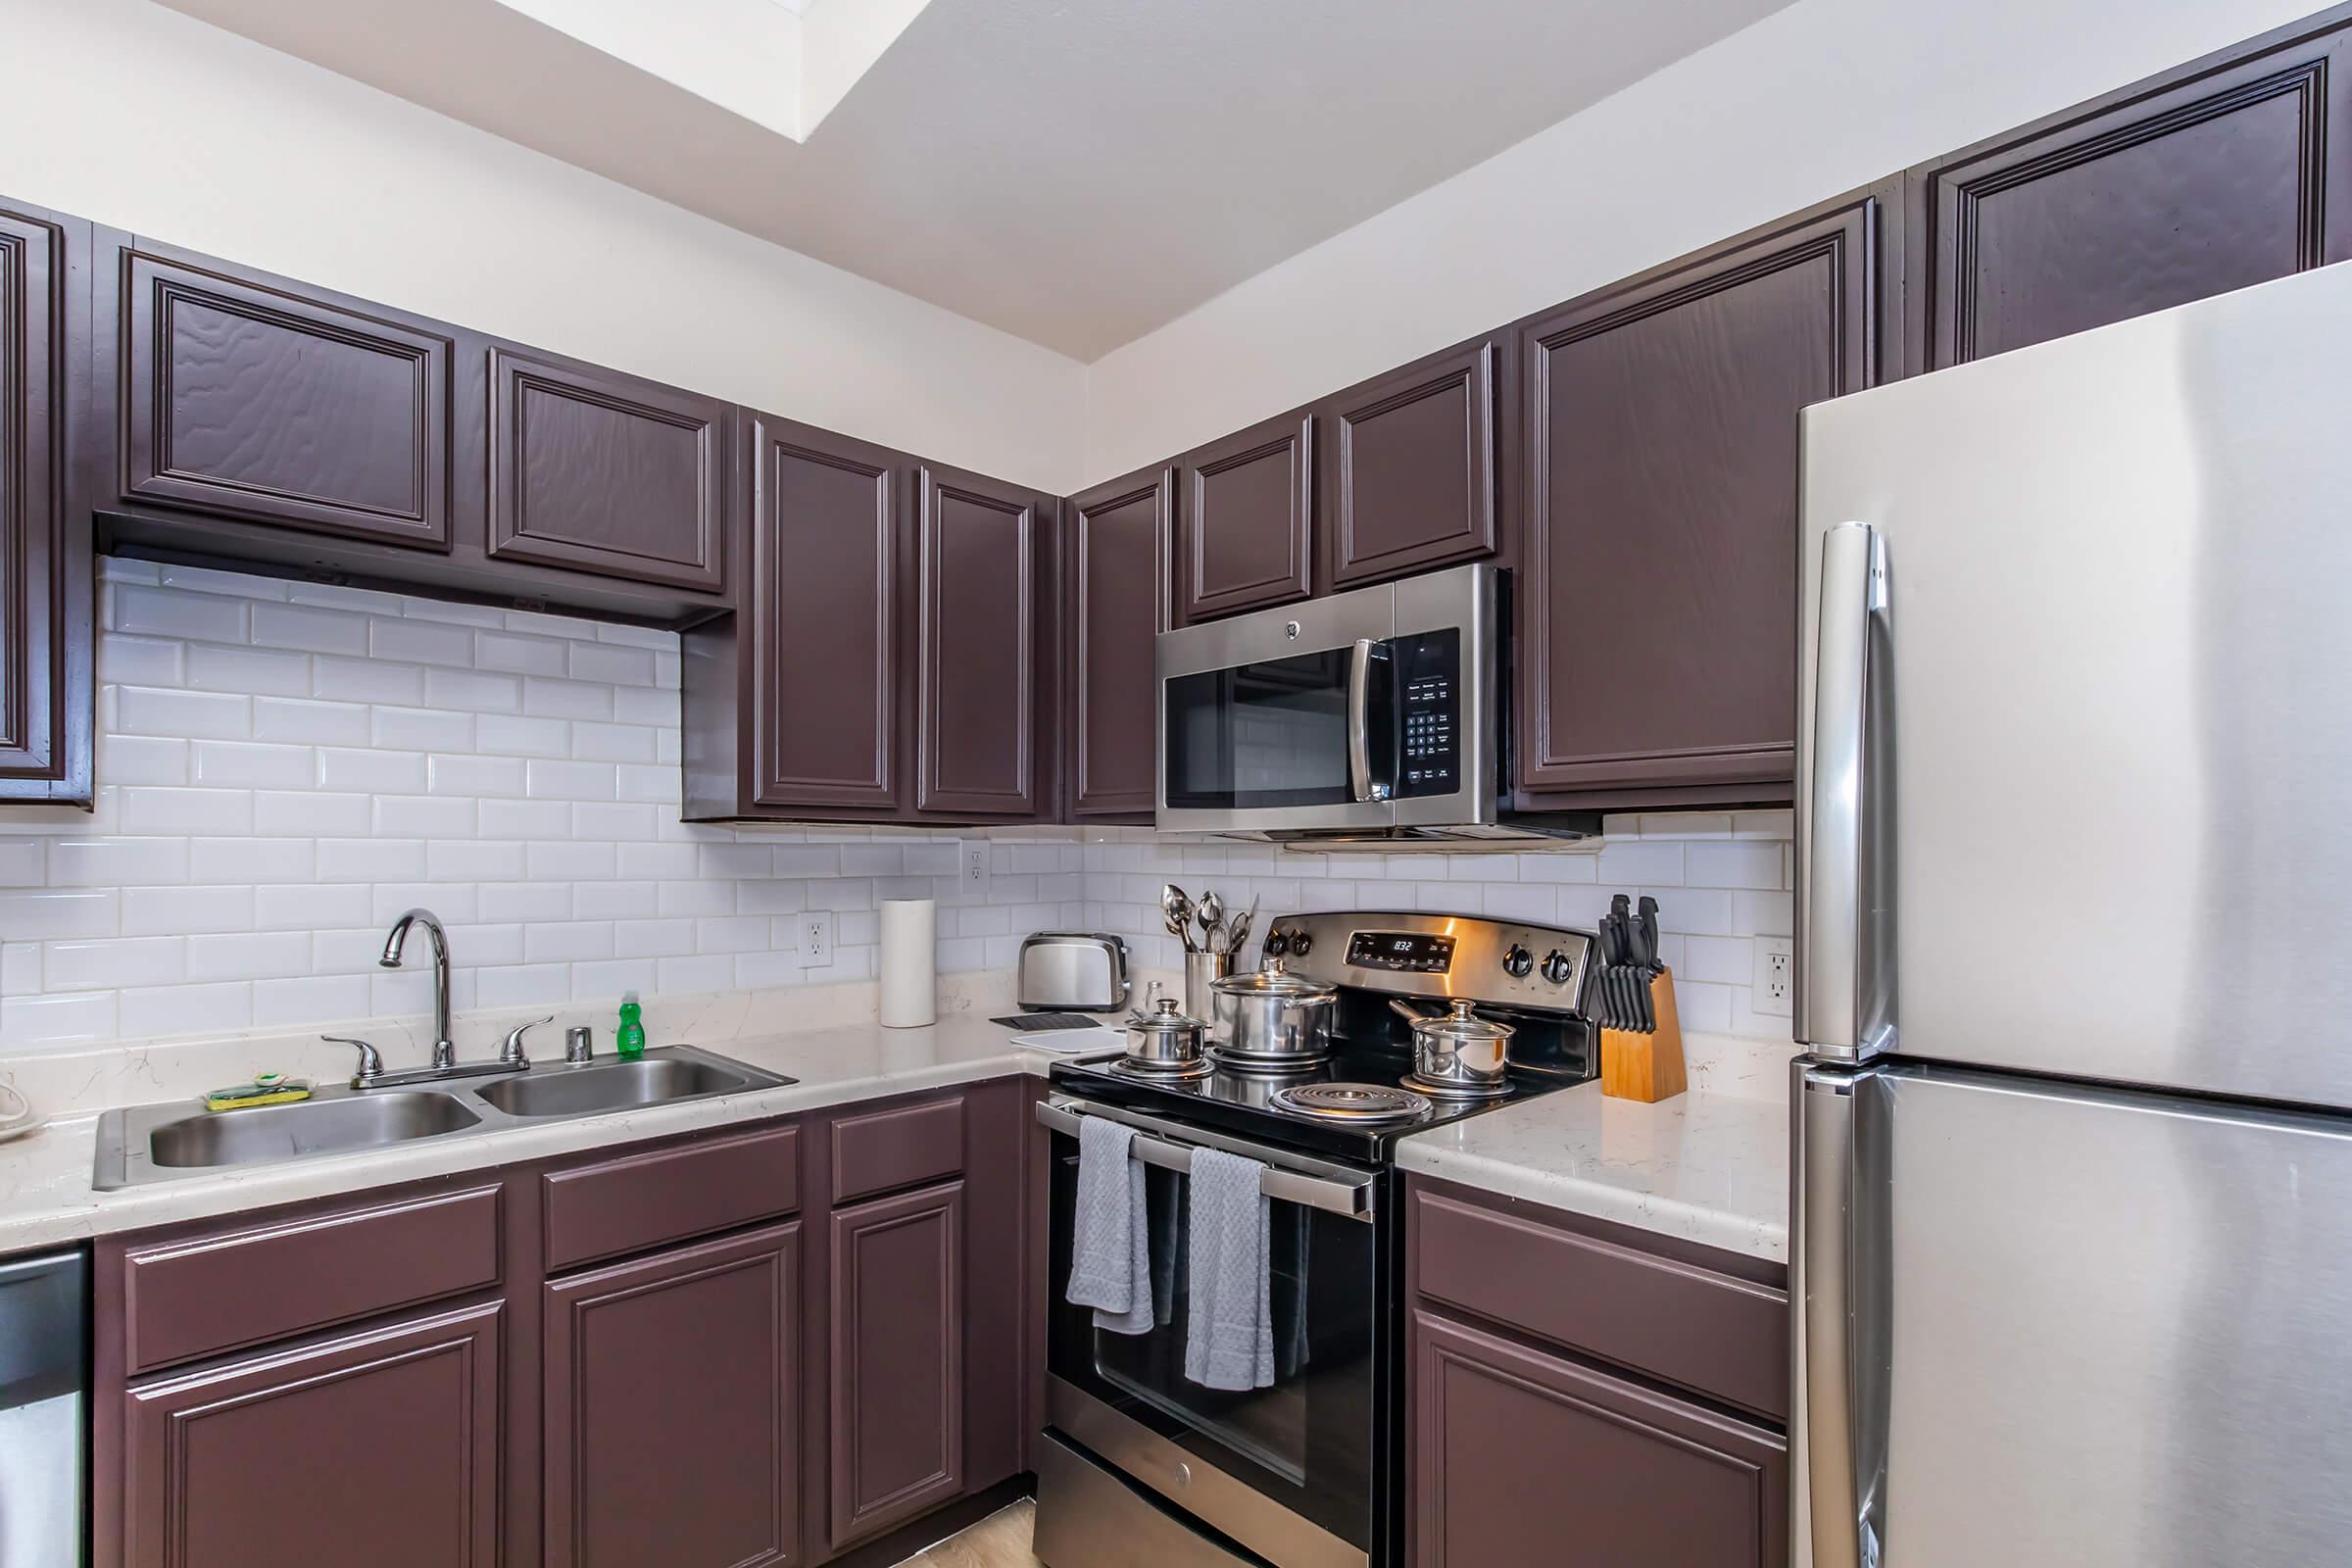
[{"left": 1393, "top": 628, "right": 1462, "bottom": 797}]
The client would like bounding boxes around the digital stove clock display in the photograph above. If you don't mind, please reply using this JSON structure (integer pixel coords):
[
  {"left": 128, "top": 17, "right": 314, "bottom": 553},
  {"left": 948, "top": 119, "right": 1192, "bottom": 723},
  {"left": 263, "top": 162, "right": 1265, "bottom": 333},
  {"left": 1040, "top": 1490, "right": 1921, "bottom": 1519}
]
[{"left": 1347, "top": 931, "right": 1456, "bottom": 973}]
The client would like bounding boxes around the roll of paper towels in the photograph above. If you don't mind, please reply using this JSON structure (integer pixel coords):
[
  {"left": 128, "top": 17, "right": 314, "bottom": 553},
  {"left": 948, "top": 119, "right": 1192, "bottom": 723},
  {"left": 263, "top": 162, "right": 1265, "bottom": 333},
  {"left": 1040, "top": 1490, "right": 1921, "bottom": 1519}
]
[{"left": 878, "top": 898, "right": 937, "bottom": 1028}]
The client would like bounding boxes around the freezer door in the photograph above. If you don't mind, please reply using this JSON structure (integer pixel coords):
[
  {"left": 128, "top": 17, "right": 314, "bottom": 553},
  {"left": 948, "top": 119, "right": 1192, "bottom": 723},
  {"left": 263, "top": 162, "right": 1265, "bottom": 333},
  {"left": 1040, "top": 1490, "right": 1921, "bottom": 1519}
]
[
  {"left": 1797, "top": 259, "right": 2352, "bottom": 1107},
  {"left": 1795, "top": 1061, "right": 2352, "bottom": 1567}
]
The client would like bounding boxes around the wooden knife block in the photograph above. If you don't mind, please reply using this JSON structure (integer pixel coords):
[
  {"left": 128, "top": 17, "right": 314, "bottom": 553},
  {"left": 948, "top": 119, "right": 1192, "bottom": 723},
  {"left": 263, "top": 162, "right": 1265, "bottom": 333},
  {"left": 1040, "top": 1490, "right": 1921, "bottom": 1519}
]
[{"left": 1599, "top": 968, "right": 1687, "bottom": 1102}]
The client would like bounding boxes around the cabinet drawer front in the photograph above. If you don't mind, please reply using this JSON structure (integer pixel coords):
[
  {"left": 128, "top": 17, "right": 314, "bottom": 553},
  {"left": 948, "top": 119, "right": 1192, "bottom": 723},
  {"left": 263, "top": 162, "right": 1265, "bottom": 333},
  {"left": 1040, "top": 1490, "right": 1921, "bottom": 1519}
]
[
  {"left": 1180, "top": 412, "right": 1313, "bottom": 621},
  {"left": 543, "top": 1122, "right": 801, "bottom": 1271},
  {"left": 828, "top": 1180, "right": 965, "bottom": 1547},
  {"left": 121, "top": 1183, "right": 502, "bottom": 1374},
  {"left": 831, "top": 1094, "right": 965, "bottom": 1203},
  {"left": 119, "top": 248, "right": 453, "bottom": 549},
  {"left": 1411, "top": 1184, "right": 1787, "bottom": 1420},
  {"left": 488, "top": 346, "right": 728, "bottom": 594}
]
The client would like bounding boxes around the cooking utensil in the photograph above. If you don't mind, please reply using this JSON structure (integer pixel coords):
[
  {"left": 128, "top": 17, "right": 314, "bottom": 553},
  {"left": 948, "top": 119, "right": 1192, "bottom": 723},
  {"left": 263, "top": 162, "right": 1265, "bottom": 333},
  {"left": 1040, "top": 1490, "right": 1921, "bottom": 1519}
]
[
  {"left": 1401, "top": 999, "right": 1515, "bottom": 1095},
  {"left": 1162, "top": 885, "right": 1198, "bottom": 954},
  {"left": 1629, "top": 896, "right": 1660, "bottom": 1032},
  {"left": 1199, "top": 891, "right": 1225, "bottom": 955},
  {"left": 1123, "top": 995, "right": 1209, "bottom": 1071},
  {"left": 1224, "top": 897, "right": 1258, "bottom": 956},
  {"left": 1210, "top": 962, "right": 1338, "bottom": 1061}
]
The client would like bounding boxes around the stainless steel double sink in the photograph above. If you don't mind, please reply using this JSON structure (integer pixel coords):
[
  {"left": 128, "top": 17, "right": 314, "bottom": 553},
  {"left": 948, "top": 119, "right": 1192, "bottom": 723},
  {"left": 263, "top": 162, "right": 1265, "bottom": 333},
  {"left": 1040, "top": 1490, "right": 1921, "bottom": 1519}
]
[{"left": 92, "top": 1045, "right": 797, "bottom": 1191}]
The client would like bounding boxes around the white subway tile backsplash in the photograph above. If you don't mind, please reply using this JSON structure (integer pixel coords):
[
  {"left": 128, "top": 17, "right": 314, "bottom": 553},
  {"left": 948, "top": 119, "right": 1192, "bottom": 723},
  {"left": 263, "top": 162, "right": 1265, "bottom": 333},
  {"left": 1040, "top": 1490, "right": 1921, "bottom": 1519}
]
[
  {"left": 475, "top": 714, "right": 570, "bottom": 758},
  {"left": 252, "top": 697, "right": 370, "bottom": 747},
  {"left": 191, "top": 740, "right": 313, "bottom": 791},
  {"left": 187, "top": 643, "right": 311, "bottom": 698},
  {"left": 119, "top": 686, "right": 250, "bottom": 740},
  {"left": 477, "top": 798, "right": 570, "bottom": 840},
  {"left": 315, "top": 838, "right": 428, "bottom": 882},
  {"left": 122, "top": 885, "right": 254, "bottom": 937},
  {"left": 116, "top": 584, "right": 250, "bottom": 643},
  {"left": 313, "top": 655, "right": 422, "bottom": 706},
  {"left": 524, "top": 759, "right": 615, "bottom": 801},
  {"left": 252, "top": 790, "right": 371, "bottom": 837},
  {"left": 474, "top": 630, "right": 568, "bottom": 677},
  {"left": 372, "top": 707, "right": 473, "bottom": 753},
  {"left": 251, "top": 601, "right": 368, "bottom": 656},
  {"left": 98, "top": 634, "right": 186, "bottom": 686},
  {"left": 369, "top": 615, "right": 476, "bottom": 667},
  {"left": 522, "top": 677, "right": 612, "bottom": 721},
  {"left": 97, "top": 735, "right": 190, "bottom": 788},
  {"left": 527, "top": 841, "right": 615, "bottom": 880},
  {"left": 251, "top": 974, "right": 371, "bottom": 1027},
  {"left": 0, "top": 889, "right": 120, "bottom": 941},
  {"left": 318, "top": 748, "right": 429, "bottom": 795},
  {"left": 524, "top": 921, "right": 615, "bottom": 963},
  {"left": 423, "top": 667, "right": 522, "bottom": 713},
  {"left": 372, "top": 796, "right": 477, "bottom": 839},
  {"left": 254, "top": 883, "right": 370, "bottom": 931},
  {"left": 1685, "top": 840, "right": 1785, "bottom": 890},
  {"left": 566, "top": 641, "right": 657, "bottom": 687},
  {"left": 50, "top": 837, "right": 189, "bottom": 888},
  {"left": 45, "top": 937, "right": 185, "bottom": 991},
  {"left": 0, "top": 841, "right": 44, "bottom": 888},
  {"left": 184, "top": 931, "right": 316, "bottom": 982},
  {"left": 3, "top": 990, "right": 119, "bottom": 1045}
]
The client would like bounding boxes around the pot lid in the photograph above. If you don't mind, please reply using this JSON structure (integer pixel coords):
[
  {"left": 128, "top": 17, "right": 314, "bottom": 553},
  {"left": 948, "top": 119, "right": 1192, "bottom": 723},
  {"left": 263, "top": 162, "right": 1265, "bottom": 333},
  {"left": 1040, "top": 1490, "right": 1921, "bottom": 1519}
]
[
  {"left": 1411, "top": 999, "right": 1514, "bottom": 1042},
  {"left": 1211, "top": 963, "right": 1337, "bottom": 1002},
  {"left": 1127, "top": 995, "right": 1206, "bottom": 1037}
]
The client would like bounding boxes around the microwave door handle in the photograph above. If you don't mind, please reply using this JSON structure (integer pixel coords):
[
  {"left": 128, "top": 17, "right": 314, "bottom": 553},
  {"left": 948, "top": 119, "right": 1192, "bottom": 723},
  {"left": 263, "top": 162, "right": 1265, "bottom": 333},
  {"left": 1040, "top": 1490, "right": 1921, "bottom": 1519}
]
[{"left": 1348, "top": 638, "right": 1377, "bottom": 803}]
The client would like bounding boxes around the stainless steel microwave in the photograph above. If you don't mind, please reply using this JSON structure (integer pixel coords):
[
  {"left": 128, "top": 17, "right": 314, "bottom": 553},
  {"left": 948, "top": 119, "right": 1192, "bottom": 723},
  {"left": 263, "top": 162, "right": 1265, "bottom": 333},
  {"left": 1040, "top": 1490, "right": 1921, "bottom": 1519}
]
[{"left": 1154, "top": 564, "right": 1586, "bottom": 847}]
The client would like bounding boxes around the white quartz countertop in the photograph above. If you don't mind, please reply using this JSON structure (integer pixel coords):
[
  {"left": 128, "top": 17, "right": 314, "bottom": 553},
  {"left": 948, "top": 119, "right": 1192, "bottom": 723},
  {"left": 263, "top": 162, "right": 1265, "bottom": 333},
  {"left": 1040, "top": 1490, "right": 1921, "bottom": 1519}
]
[
  {"left": 0, "top": 1015, "right": 1105, "bottom": 1254},
  {"left": 1396, "top": 1080, "right": 1790, "bottom": 1264}
]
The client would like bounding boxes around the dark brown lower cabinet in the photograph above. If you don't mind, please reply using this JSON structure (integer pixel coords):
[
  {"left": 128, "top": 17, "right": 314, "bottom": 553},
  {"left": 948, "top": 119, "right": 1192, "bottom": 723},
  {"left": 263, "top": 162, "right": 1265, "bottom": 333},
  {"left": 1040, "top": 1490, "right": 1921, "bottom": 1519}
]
[
  {"left": 544, "top": 1224, "right": 803, "bottom": 1567},
  {"left": 120, "top": 1300, "right": 504, "bottom": 1568},
  {"left": 827, "top": 1180, "right": 965, "bottom": 1549},
  {"left": 1411, "top": 1309, "right": 1786, "bottom": 1568}
]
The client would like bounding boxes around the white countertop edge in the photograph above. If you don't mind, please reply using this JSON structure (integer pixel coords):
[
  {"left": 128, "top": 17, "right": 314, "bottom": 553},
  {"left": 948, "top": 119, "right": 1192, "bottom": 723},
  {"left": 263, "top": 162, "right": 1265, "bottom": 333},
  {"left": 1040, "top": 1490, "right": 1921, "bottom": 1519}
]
[
  {"left": 1394, "top": 1081, "right": 1791, "bottom": 1266},
  {"left": 0, "top": 1018, "right": 1102, "bottom": 1254}
]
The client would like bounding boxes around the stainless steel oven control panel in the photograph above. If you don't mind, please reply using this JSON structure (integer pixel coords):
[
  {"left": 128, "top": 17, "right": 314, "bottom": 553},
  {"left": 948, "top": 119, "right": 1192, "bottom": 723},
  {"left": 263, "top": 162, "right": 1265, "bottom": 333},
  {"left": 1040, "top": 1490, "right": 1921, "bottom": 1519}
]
[{"left": 1263, "top": 909, "right": 1594, "bottom": 1013}]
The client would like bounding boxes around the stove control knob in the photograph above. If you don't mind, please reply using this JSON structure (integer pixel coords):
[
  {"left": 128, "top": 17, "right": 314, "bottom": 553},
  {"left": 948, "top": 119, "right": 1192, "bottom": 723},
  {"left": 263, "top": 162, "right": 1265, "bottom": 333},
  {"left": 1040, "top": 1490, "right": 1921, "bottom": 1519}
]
[
  {"left": 1263, "top": 931, "right": 1290, "bottom": 958},
  {"left": 1501, "top": 944, "right": 1534, "bottom": 978},
  {"left": 1289, "top": 931, "right": 1312, "bottom": 957},
  {"left": 1541, "top": 950, "right": 1574, "bottom": 985}
]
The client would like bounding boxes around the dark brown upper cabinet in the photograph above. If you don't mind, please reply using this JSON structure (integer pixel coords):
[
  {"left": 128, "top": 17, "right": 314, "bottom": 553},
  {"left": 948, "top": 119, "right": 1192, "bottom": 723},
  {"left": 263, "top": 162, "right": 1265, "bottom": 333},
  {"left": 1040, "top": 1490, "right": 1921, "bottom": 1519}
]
[
  {"left": 543, "top": 1224, "right": 802, "bottom": 1568},
  {"left": 120, "top": 1301, "right": 505, "bottom": 1568},
  {"left": 1909, "top": 9, "right": 2352, "bottom": 371},
  {"left": 0, "top": 196, "right": 92, "bottom": 807},
  {"left": 742, "top": 411, "right": 906, "bottom": 814},
  {"left": 1514, "top": 189, "right": 1895, "bottom": 808},
  {"left": 1321, "top": 335, "right": 1505, "bottom": 590},
  {"left": 112, "top": 242, "right": 454, "bottom": 551},
  {"left": 487, "top": 344, "right": 728, "bottom": 594},
  {"left": 1065, "top": 465, "right": 1173, "bottom": 822},
  {"left": 915, "top": 465, "right": 1049, "bottom": 819},
  {"left": 828, "top": 1180, "right": 966, "bottom": 1550},
  {"left": 1178, "top": 410, "right": 1313, "bottom": 622}
]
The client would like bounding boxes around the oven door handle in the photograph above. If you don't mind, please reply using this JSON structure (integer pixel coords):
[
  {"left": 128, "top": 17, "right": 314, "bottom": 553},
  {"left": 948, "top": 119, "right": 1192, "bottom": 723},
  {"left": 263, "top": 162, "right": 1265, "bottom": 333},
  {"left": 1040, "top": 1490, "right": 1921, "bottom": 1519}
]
[
  {"left": 1347, "top": 637, "right": 1385, "bottom": 804},
  {"left": 1036, "top": 1098, "right": 1377, "bottom": 1222}
]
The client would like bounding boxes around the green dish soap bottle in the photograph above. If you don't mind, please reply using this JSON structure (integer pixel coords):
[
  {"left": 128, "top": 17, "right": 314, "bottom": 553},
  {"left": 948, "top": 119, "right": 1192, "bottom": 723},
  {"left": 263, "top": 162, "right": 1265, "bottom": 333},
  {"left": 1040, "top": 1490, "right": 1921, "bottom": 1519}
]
[{"left": 616, "top": 991, "right": 646, "bottom": 1059}]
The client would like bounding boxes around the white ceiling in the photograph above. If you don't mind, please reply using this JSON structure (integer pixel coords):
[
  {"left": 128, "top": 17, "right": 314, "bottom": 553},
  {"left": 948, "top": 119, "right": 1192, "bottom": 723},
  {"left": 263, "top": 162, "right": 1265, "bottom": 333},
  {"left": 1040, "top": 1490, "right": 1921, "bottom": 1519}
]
[{"left": 156, "top": 0, "right": 1796, "bottom": 360}]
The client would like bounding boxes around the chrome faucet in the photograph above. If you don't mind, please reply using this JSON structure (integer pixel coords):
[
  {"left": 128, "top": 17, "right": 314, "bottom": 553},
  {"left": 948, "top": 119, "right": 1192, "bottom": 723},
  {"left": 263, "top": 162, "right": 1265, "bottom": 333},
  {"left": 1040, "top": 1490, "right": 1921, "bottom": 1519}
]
[{"left": 380, "top": 908, "right": 456, "bottom": 1069}]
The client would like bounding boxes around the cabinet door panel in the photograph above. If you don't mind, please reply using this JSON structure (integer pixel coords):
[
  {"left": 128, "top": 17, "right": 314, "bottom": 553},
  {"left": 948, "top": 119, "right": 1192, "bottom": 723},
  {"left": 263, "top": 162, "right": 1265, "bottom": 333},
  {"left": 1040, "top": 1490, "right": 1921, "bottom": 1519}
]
[
  {"left": 747, "top": 413, "right": 904, "bottom": 811},
  {"left": 1181, "top": 413, "right": 1312, "bottom": 621},
  {"left": 1916, "top": 16, "right": 2352, "bottom": 369},
  {"left": 1518, "top": 195, "right": 1886, "bottom": 801},
  {"left": 489, "top": 347, "right": 727, "bottom": 593},
  {"left": 1411, "top": 1309, "right": 1785, "bottom": 1568},
  {"left": 118, "top": 248, "right": 452, "bottom": 549},
  {"left": 0, "top": 199, "right": 87, "bottom": 801},
  {"left": 917, "top": 468, "right": 1038, "bottom": 817},
  {"left": 122, "top": 1301, "right": 502, "bottom": 1568},
  {"left": 1326, "top": 339, "right": 1499, "bottom": 587},
  {"left": 545, "top": 1225, "right": 802, "bottom": 1568},
  {"left": 1067, "top": 466, "right": 1171, "bottom": 820},
  {"left": 828, "top": 1180, "right": 964, "bottom": 1548}
]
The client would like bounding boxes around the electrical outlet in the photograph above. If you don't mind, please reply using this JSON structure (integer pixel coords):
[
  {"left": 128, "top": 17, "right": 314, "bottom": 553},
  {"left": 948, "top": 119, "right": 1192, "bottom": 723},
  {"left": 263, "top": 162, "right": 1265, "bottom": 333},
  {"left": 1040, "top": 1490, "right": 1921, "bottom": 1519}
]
[
  {"left": 959, "top": 842, "right": 991, "bottom": 897},
  {"left": 1753, "top": 936, "right": 1794, "bottom": 1016},
  {"left": 798, "top": 914, "right": 833, "bottom": 968}
]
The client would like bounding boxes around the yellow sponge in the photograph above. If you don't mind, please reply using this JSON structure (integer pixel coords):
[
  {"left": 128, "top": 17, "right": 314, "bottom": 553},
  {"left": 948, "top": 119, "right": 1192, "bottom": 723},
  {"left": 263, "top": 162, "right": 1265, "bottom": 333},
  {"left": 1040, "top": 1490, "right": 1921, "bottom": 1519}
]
[{"left": 204, "top": 1072, "right": 313, "bottom": 1111}]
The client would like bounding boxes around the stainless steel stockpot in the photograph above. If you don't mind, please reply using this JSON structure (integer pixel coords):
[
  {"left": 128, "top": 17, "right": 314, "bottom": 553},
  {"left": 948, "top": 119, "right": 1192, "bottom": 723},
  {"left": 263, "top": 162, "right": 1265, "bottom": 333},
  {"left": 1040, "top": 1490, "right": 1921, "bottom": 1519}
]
[{"left": 1210, "top": 963, "right": 1338, "bottom": 1061}]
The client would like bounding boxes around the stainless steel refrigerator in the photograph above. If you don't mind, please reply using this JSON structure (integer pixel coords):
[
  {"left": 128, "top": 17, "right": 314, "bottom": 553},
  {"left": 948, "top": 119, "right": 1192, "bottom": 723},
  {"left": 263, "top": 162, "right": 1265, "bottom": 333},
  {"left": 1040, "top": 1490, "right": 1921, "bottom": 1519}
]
[{"left": 1791, "top": 258, "right": 2352, "bottom": 1568}]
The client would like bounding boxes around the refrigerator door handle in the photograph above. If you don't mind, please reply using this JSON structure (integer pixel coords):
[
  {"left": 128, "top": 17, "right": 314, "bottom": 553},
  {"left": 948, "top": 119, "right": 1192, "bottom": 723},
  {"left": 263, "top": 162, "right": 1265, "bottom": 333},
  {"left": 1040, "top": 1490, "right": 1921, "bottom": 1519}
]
[
  {"left": 1797, "top": 521, "right": 1888, "bottom": 1059},
  {"left": 1792, "top": 1060, "right": 1878, "bottom": 1568}
]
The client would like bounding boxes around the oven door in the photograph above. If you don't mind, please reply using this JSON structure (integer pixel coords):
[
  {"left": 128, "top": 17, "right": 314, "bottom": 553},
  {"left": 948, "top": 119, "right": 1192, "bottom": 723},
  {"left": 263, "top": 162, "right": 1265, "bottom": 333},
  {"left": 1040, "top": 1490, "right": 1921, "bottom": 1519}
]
[{"left": 1039, "top": 1097, "right": 1386, "bottom": 1568}]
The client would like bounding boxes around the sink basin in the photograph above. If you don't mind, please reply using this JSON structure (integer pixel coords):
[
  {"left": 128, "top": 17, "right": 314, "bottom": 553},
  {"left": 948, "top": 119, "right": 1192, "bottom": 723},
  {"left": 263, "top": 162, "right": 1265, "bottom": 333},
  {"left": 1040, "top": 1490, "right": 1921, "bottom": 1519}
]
[
  {"left": 472, "top": 1049, "right": 781, "bottom": 1119},
  {"left": 92, "top": 1045, "right": 792, "bottom": 1190},
  {"left": 142, "top": 1090, "right": 482, "bottom": 1170}
]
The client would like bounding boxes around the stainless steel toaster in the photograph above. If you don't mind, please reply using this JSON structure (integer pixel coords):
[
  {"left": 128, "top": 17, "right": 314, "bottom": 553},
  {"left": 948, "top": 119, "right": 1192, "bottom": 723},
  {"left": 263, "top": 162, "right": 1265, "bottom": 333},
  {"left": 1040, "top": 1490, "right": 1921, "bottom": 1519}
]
[{"left": 1017, "top": 932, "right": 1130, "bottom": 1011}]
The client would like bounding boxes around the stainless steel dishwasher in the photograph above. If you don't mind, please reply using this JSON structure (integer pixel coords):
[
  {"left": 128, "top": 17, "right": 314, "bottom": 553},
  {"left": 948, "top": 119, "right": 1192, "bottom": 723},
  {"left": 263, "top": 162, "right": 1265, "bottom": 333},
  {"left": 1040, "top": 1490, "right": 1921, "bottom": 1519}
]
[{"left": 0, "top": 1250, "right": 86, "bottom": 1567}]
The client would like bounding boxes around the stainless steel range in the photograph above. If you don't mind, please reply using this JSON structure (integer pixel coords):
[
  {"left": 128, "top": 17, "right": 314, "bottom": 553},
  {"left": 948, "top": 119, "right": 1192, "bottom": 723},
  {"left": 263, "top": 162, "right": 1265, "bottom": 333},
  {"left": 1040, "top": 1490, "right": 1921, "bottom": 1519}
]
[{"left": 1033, "top": 910, "right": 1598, "bottom": 1568}]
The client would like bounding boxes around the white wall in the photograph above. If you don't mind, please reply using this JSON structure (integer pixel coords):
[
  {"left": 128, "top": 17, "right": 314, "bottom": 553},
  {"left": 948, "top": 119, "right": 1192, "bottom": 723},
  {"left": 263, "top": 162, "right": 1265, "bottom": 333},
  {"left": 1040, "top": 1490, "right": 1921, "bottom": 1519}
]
[
  {"left": 0, "top": 562, "right": 1084, "bottom": 1055},
  {"left": 0, "top": 0, "right": 1086, "bottom": 494},
  {"left": 1079, "top": 0, "right": 2320, "bottom": 482}
]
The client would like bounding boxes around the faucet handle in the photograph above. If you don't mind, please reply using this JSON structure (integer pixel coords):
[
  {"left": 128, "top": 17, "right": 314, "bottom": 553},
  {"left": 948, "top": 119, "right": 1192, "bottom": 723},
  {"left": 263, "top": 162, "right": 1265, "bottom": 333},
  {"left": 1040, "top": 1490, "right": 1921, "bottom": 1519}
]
[
  {"left": 324, "top": 1035, "right": 384, "bottom": 1086},
  {"left": 500, "top": 1015, "right": 553, "bottom": 1067}
]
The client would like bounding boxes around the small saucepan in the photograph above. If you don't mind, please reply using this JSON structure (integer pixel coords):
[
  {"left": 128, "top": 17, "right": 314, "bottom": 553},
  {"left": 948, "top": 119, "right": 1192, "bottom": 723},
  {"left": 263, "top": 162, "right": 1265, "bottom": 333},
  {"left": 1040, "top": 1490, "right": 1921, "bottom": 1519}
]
[
  {"left": 1124, "top": 995, "right": 1208, "bottom": 1071},
  {"left": 1393, "top": 998, "right": 1514, "bottom": 1094}
]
